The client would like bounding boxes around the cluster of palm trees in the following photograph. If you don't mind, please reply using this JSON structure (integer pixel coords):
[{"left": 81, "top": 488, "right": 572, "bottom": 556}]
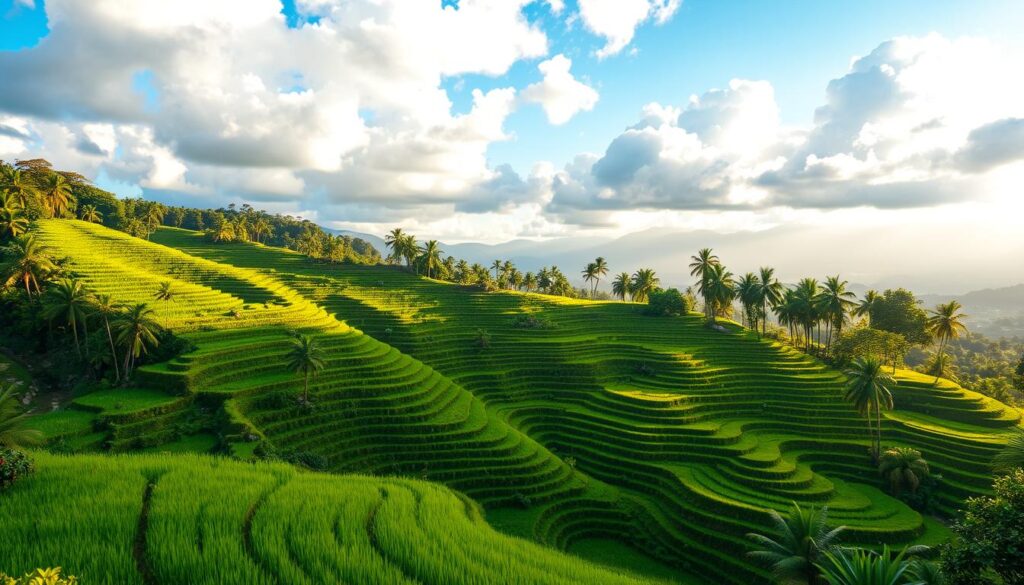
[
  {"left": 1, "top": 160, "right": 81, "bottom": 235},
  {"left": 0, "top": 233, "right": 163, "bottom": 381},
  {"left": 747, "top": 502, "right": 939, "bottom": 585},
  {"left": 610, "top": 268, "right": 661, "bottom": 303}
]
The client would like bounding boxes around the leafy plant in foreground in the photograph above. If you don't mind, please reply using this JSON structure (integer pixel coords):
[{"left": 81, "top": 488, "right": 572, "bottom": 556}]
[{"left": 746, "top": 502, "right": 846, "bottom": 585}]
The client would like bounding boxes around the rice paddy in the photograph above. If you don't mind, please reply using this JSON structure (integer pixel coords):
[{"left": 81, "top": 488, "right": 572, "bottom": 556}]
[{"left": 15, "top": 219, "right": 1020, "bottom": 584}]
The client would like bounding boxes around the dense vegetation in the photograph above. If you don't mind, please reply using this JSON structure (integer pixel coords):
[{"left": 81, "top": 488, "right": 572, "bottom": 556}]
[{"left": 1, "top": 169, "right": 1022, "bottom": 583}]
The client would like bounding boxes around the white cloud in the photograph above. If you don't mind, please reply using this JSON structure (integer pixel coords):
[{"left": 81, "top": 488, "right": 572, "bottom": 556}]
[
  {"left": 577, "top": 0, "right": 681, "bottom": 58},
  {"left": 521, "top": 54, "right": 599, "bottom": 125}
]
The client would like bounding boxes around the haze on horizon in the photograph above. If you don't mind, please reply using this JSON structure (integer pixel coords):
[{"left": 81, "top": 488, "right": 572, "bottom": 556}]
[{"left": 1, "top": 0, "right": 1023, "bottom": 293}]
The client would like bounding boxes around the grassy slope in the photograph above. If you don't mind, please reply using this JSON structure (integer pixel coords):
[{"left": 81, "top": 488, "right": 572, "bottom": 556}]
[
  {"left": 21, "top": 221, "right": 1020, "bottom": 583},
  {"left": 0, "top": 451, "right": 668, "bottom": 585}
]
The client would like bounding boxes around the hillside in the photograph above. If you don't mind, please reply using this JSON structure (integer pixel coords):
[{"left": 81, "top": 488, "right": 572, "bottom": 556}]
[
  {"left": 0, "top": 451, "right": 664, "bottom": 585},
  {"left": 24, "top": 220, "right": 1022, "bottom": 583}
]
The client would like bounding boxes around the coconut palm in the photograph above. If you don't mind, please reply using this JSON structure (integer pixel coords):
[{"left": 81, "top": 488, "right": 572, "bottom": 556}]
[
  {"left": 287, "top": 334, "right": 326, "bottom": 402},
  {"left": 844, "top": 357, "right": 896, "bottom": 461},
  {"left": 853, "top": 290, "right": 880, "bottom": 326},
  {"left": 818, "top": 276, "right": 857, "bottom": 355},
  {"left": 384, "top": 228, "right": 405, "bottom": 265},
  {"left": 993, "top": 428, "right": 1024, "bottom": 474},
  {"left": 252, "top": 217, "right": 272, "bottom": 244},
  {"left": 705, "top": 263, "right": 735, "bottom": 325},
  {"left": 0, "top": 384, "right": 42, "bottom": 448},
  {"left": 419, "top": 240, "right": 443, "bottom": 279},
  {"left": 815, "top": 546, "right": 914, "bottom": 585},
  {"left": 40, "top": 173, "right": 74, "bottom": 218},
  {"left": 113, "top": 303, "right": 162, "bottom": 378},
  {"left": 746, "top": 502, "right": 846, "bottom": 585},
  {"left": 41, "top": 278, "right": 93, "bottom": 358},
  {"left": 0, "top": 167, "right": 37, "bottom": 208},
  {"left": 490, "top": 260, "right": 503, "bottom": 282},
  {"left": 735, "top": 272, "right": 761, "bottom": 330},
  {"left": 91, "top": 294, "right": 123, "bottom": 382},
  {"left": 0, "top": 203, "right": 28, "bottom": 240},
  {"left": 399, "top": 234, "right": 417, "bottom": 270},
  {"left": 926, "top": 301, "right": 968, "bottom": 380},
  {"left": 630, "top": 268, "right": 659, "bottom": 303},
  {"left": 690, "top": 248, "right": 720, "bottom": 320},
  {"left": 757, "top": 266, "right": 784, "bottom": 338},
  {"left": 582, "top": 262, "right": 598, "bottom": 295},
  {"left": 154, "top": 281, "right": 175, "bottom": 302},
  {"left": 612, "top": 272, "right": 632, "bottom": 301},
  {"left": 1, "top": 233, "right": 56, "bottom": 296},
  {"left": 79, "top": 204, "right": 102, "bottom": 223},
  {"left": 793, "top": 278, "right": 821, "bottom": 352},
  {"left": 593, "top": 257, "right": 609, "bottom": 292},
  {"left": 878, "top": 447, "right": 929, "bottom": 496}
]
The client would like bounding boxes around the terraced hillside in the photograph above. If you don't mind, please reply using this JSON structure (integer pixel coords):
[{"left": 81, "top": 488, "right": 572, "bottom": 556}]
[
  {"left": 150, "top": 226, "right": 1021, "bottom": 582},
  {"left": 0, "top": 451, "right": 666, "bottom": 585}
]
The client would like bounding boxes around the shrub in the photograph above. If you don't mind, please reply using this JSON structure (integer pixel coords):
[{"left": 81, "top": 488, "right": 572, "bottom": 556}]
[
  {"left": 0, "top": 448, "right": 34, "bottom": 490},
  {"left": 510, "top": 314, "right": 554, "bottom": 329},
  {"left": 644, "top": 288, "right": 690, "bottom": 317},
  {"left": 474, "top": 329, "right": 491, "bottom": 350},
  {"left": 0, "top": 568, "right": 78, "bottom": 585}
]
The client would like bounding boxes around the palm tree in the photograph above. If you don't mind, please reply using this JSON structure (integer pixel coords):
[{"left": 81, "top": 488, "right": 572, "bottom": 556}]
[
  {"left": 705, "top": 263, "right": 735, "bottom": 325},
  {"left": 630, "top": 268, "right": 659, "bottom": 303},
  {"left": 844, "top": 357, "right": 896, "bottom": 462},
  {"left": 993, "top": 428, "right": 1024, "bottom": 474},
  {"left": 815, "top": 546, "right": 914, "bottom": 585},
  {"left": 690, "top": 248, "right": 720, "bottom": 320},
  {"left": 926, "top": 301, "right": 968, "bottom": 380},
  {"left": 818, "top": 276, "right": 856, "bottom": 355},
  {"left": 154, "top": 281, "right": 175, "bottom": 302},
  {"left": 0, "top": 384, "right": 42, "bottom": 448},
  {"left": 419, "top": 240, "right": 443, "bottom": 279},
  {"left": 853, "top": 290, "right": 880, "bottom": 327},
  {"left": 878, "top": 447, "right": 929, "bottom": 496},
  {"left": 612, "top": 272, "right": 632, "bottom": 301},
  {"left": 400, "top": 234, "right": 417, "bottom": 271},
  {"left": 757, "top": 267, "right": 784, "bottom": 338},
  {"left": 582, "top": 262, "right": 598, "bottom": 295},
  {"left": 746, "top": 502, "right": 846, "bottom": 585},
  {"left": 735, "top": 272, "right": 761, "bottom": 330},
  {"left": 522, "top": 272, "right": 537, "bottom": 292},
  {"left": 40, "top": 173, "right": 74, "bottom": 218},
  {"left": 41, "top": 278, "right": 93, "bottom": 358},
  {"left": 91, "top": 294, "right": 123, "bottom": 382},
  {"left": 491, "top": 260, "right": 503, "bottom": 282},
  {"left": 1, "top": 234, "right": 56, "bottom": 296},
  {"left": 793, "top": 278, "right": 821, "bottom": 352},
  {"left": 113, "top": 303, "right": 162, "bottom": 378},
  {"left": 0, "top": 167, "right": 37, "bottom": 208},
  {"left": 593, "top": 257, "right": 609, "bottom": 293},
  {"left": 79, "top": 204, "right": 102, "bottom": 223},
  {"left": 0, "top": 202, "right": 28, "bottom": 240},
  {"left": 287, "top": 334, "right": 326, "bottom": 402},
  {"left": 537, "top": 267, "right": 552, "bottom": 293},
  {"left": 384, "top": 228, "right": 405, "bottom": 264},
  {"left": 252, "top": 217, "right": 272, "bottom": 244}
]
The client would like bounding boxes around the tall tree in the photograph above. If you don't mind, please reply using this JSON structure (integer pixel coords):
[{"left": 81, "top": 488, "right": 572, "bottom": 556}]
[
  {"left": 757, "top": 266, "right": 784, "bottom": 339},
  {"left": 689, "top": 248, "right": 720, "bottom": 321},
  {"left": 42, "top": 278, "right": 93, "bottom": 358},
  {"left": 154, "top": 281, "right": 175, "bottom": 302},
  {"left": 612, "top": 272, "right": 632, "bottom": 301},
  {"left": 113, "top": 303, "right": 162, "bottom": 377},
  {"left": 734, "top": 272, "right": 761, "bottom": 330},
  {"left": 40, "top": 173, "right": 74, "bottom": 218},
  {"left": 79, "top": 204, "right": 102, "bottom": 223},
  {"left": 491, "top": 260, "right": 503, "bottom": 282},
  {"left": 0, "top": 194, "right": 28, "bottom": 239},
  {"left": 287, "top": 334, "right": 326, "bottom": 402},
  {"left": 818, "top": 276, "right": 857, "bottom": 356},
  {"left": 593, "top": 257, "right": 609, "bottom": 293},
  {"left": 853, "top": 289, "right": 880, "bottom": 327},
  {"left": 844, "top": 356, "right": 896, "bottom": 462},
  {"left": 581, "top": 262, "right": 598, "bottom": 295},
  {"left": 1, "top": 234, "right": 56, "bottom": 296},
  {"left": 793, "top": 278, "right": 821, "bottom": 352},
  {"left": 0, "top": 167, "right": 37, "bottom": 209},
  {"left": 630, "top": 268, "right": 659, "bottom": 303},
  {"left": 419, "top": 240, "right": 443, "bottom": 279},
  {"left": 926, "top": 301, "right": 968, "bottom": 379},
  {"left": 705, "top": 263, "right": 735, "bottom": 325},
  {"left": 384, "top": 228, "right": 405, "bottom": 265},
  {"left": 91, "top": 294, "right": 123, "bottom": 382},
  {"left": 746, "top": 502, "right": 846, "bottom": 585}
]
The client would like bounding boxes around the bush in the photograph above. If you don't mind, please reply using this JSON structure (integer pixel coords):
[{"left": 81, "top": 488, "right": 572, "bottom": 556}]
[
  {"left": 474, "top": 329, "right": 491, "bottom": 350},
  {"left": 0, "top": 568, "right": 78, "bottom": 584},
  {"left": 0, "top": 448, "right": 34, "bottom": 490},
  {"left": 510, "top": 314, "right": 554, "bottom": 329},
  {"left": 644, "top": 288, "right": 690, "bottom": 317}
]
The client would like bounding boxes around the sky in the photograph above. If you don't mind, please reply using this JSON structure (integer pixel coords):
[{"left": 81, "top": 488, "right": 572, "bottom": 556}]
[{"left": 2, "top": 0, "right": 1024, "bottom": 291}]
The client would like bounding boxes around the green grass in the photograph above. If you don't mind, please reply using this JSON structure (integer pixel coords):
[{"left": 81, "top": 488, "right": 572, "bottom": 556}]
[
  {"left": 1, "top": 451, "right": 669, "bottom": 585},
  {"left": 19, "top": 220, "right": 1020, "bottom": 584}
]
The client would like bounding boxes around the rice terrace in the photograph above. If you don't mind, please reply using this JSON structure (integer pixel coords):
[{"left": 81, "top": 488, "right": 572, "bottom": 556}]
[{"left": 2, "top": 2, "right": 1024, "bottom": 584}]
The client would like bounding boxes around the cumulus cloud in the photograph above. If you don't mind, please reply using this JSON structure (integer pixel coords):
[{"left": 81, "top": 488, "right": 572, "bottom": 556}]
[
  {"left": 576, "top": 0, "right": 681, "bottom": 58},
  {"left": 521, "top": 54, "right": 599, "bottom": 125},
  {"left": 547, "top": 35, "right": 1024, "bottom": 227}
]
